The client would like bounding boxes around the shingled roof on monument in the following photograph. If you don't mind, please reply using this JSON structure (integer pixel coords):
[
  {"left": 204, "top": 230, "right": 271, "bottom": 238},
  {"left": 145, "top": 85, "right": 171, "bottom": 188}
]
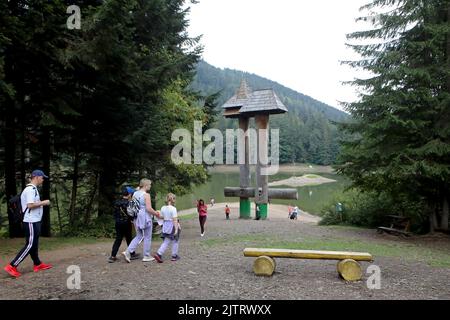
[{"left": 222, "top": 79, "right": 288, "bottom": 117}]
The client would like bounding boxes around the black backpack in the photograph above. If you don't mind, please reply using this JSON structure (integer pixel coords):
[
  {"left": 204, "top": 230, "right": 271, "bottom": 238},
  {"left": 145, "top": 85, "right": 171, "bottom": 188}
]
[{"left": 8, "top": 185, "right": 37, "bottom": 223}]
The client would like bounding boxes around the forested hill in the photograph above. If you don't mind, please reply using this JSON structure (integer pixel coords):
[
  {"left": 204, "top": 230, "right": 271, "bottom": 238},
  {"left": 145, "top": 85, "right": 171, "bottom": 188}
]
[
  {"left": 192, "top": 60, "right": 349, "bottom": 165},
  {"left": 192, "top": 60, "right": 348, "bottom": 123}
]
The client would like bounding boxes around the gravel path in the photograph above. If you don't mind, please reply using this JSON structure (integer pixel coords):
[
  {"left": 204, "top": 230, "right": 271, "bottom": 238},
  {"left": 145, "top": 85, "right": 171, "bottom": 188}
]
[{"left": 1, "top": 204, "right": 449, "bottom": 300}]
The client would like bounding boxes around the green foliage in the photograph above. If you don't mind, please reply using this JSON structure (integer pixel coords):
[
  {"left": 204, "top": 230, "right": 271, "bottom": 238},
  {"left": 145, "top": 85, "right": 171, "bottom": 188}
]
[
  {"left": 319, "top": 188, "right": 428, "bottom": 233},
  {"left": 0, "top": 0, "right": 213, "bottom": 236},
  {"left": 61, "top": 215, "right": 115, "bottom": 238},
  {"left": 338, "top": 0, "right": 450, "bottom": 232}
]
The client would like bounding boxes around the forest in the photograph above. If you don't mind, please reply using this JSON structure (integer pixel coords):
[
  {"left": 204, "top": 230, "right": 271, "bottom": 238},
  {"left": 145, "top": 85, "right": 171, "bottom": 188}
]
[{"left": 0, "top": 0, "right": 214, "bottom": 237}]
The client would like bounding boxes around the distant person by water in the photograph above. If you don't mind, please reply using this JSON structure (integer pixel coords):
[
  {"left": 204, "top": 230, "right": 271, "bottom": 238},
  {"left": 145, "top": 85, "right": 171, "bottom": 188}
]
[
  {"left": 225, "top": 205, "right": 230, "bottom": 220},
  {"left": 288, "top": 204, "right": 293, "bottom": 218},
  {"left": 197, "top": 199, "right": 208, "bottom": 237}
]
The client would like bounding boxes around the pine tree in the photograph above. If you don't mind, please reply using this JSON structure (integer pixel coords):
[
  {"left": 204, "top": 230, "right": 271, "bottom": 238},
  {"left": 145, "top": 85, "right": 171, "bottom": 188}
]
[{"left": 339, "top": 0, "right": 450, "bottom": 232}]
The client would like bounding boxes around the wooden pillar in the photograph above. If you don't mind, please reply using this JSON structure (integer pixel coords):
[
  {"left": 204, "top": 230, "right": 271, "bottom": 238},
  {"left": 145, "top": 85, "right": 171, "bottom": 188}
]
[
  {"left": 239, "top": 117, "right": 251, "bottom": 219},
  {"left": 255, "top": 114, "right": 269, "bottom": 219}
]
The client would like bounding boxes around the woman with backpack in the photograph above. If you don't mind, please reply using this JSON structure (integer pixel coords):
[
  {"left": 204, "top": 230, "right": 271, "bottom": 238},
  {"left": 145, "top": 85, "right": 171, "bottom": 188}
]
[{"left": 122, "top": 179, "right": 161, "bottom": 262}]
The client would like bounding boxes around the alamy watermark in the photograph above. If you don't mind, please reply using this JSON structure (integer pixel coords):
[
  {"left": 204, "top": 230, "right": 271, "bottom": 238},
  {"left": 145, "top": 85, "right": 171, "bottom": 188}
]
[
  {"left": 67, "top": 5, "right": 81, "bottom": 30},
  {"left": 366, "top": 265, "right": 381, "bottom": 290},
  {"left": 66, "top": 265, "right": 81, "bottom": 290},
  {"left": 171, "top": 121, "right": 280, "bottom": 175}
]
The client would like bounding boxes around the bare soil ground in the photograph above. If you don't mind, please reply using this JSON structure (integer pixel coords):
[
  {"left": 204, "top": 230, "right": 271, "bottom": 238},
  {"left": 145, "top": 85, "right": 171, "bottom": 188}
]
[{"left": 1, "top": 203, "right": 449, "bottom": 300}]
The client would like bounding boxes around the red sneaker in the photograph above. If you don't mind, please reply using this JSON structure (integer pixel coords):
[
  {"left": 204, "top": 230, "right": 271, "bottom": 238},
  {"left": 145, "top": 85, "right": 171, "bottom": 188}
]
[
  {"left": 153, "top": 254, "right": 163, "bottom": 263},
  {"left": 33, "top": 263, "right": 53, "bottom": 272},
  {"left": 4, "top": 264, "right": 21, "bottom": 278}
]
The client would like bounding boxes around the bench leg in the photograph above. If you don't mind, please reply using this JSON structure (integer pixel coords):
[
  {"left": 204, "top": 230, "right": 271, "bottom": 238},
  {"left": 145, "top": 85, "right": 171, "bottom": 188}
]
[
  {"left": 337, "top": 259, "right": 362, "bottom": 281},
  {"left": 253, "top": 256, "right": 276, "bottom": 277}
]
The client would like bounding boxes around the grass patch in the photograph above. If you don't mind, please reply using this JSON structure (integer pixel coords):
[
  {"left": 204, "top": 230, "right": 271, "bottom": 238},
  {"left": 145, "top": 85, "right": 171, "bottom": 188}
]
[
  {"left": 324, "top": 224, "right": 370, "bottom": 231},
  {"left": 305, "top": 174, "right": 320, "bottom": 179},
  {"left": 201, "top": 233, "right": 450, "bottom": 268},
  {"left": 179, "top": 213, "right": 197, "bottom": 221},
  {"left": 0, "top": 237, "right": 109, "bottom": 256}
]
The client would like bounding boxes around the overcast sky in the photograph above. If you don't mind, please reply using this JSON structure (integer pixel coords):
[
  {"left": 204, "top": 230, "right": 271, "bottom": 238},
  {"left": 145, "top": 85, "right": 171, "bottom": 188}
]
[{"left": 186, "top": 0, "right": 371, "bottom": 110}]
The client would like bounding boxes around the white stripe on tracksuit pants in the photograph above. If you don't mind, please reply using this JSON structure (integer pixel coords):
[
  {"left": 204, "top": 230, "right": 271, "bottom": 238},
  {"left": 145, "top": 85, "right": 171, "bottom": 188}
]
[{"left": 11, "top": 222, "right": 42, "bottom": 267}]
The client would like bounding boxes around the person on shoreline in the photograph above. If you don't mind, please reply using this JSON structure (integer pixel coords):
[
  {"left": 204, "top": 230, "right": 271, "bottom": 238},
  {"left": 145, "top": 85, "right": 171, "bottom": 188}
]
[
  {"left": 197, "top": 199, "right": 208, "bottom": 237},
  {"left": 225, "top": 205, "right": 231, "bottom": 220},
  {"left": 153, "top": 193, "right": 181, "bottom": 263},
  {"left": 4, "top": 170, "right": 52, "bottom": 278},
  {"left": 288, "top": 204, "right": 293, "bottom": 218},
  {"left": 108, "top": 187, "right": 140, "bottom": 263},
  {"left": 122, "top": 179, "right": 160, "bottom": 262}
]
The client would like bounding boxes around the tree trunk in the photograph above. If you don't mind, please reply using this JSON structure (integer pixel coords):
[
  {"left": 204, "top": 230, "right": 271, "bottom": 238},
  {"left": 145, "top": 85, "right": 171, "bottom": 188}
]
[
  {"left": 69, "top": 148, "right": 80, "bottom": 224},
  {"left": 429, "top": 206, "right": 438, "bottom": 233},
  {"left": 440, "top": 196, "right": 449, "bottom": 231},
  {"left": 85, "top": 172, "right": 99, "bottom": 224},
  {"left": 97, "top": 168, "right": 116, "bottom": 217},
  {"left": 54, "top": 187, "right": 62, "bottom": 235},
  {"left": 40, "top": 129, "right": 51, "bottom": 237},
  {"left": 20, "top": 122, "right": 26, "bottom": 190},
  {"left": 4, "top": 99, "right": 21, "bottom": 238}
]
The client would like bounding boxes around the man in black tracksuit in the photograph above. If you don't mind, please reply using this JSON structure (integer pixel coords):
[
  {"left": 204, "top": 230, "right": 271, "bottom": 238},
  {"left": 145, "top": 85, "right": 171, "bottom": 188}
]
[{"left": 108, "top": 187, "right": 139, "bottom": 263}]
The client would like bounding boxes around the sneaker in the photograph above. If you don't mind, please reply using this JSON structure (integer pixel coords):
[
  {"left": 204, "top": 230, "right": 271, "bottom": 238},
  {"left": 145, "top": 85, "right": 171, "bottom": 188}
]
[
  {"left": 108, "top": 256, "right": 117, "bottom": 263},
  {"left": 142, "top": 256, "right": 155, "bottom": 262},
  {"left": 4, "top": 264, "right": 21, "bottom": 278},
  {"left": 153, "top": 253, "right": 163, "bottom": 263},
  {"left": 122, "top": 251, "right": 131, "bottom": 263},
  {"left": 33, "top": 263, "right": 52, "bottom": 273},
  {"left": 201, "top": 233, "right": 205, "bottom": 237},
  {"left": 171, "top": 255, "right": 180, "bottom": 262},
  {"left": 130, "top": 253, "right": 141, "bottom": 261}
]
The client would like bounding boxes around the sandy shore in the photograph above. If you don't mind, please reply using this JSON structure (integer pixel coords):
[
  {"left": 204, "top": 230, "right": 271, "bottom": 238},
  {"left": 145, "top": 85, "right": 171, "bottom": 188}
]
[
  {"left": 178, "top": 202, "right": 320, "bottom": 224},
  {"left": 269, "top": 175, "right": 337, "bottom": 187},
  {"left": 209, "top": 164, "right": 335, "bottom": 174}
]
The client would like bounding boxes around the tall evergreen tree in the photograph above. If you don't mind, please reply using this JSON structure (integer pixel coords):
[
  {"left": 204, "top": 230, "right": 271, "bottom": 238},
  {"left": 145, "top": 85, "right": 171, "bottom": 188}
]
[{"left": 339, "top": 0, "right": 450, "bottom": 232}]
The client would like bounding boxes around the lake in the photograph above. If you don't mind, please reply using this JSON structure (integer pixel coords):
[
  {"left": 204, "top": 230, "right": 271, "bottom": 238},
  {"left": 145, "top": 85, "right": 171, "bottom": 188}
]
[{"left": 158, "top": 166, "right": 349, "bottom": 215}]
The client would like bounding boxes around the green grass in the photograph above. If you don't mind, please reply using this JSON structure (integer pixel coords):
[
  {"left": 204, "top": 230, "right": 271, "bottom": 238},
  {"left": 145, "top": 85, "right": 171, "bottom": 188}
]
[
  {"left": 0, "top": 237, "right": 109, "bottom": 256},
  {"left": 305, "top": 174, "right": 320, "bottom": 179},
  {"left": 179, "top": 213, "right": 197, "bottom": 221},
  {"left": 201, "top": 234, "right": 450, "bottom": 268}
]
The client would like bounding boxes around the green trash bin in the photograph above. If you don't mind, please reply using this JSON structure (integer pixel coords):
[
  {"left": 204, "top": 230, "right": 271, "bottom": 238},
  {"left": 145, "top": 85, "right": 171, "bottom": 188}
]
[{"left": 336, "top": 202, "right": 344, "bottom": 222}]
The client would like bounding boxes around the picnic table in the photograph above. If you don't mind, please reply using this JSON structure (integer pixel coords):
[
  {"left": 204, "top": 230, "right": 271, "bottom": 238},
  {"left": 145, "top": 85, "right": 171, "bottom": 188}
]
[{"left": 377, "top": 215, "right": 411, "bottom": 237}]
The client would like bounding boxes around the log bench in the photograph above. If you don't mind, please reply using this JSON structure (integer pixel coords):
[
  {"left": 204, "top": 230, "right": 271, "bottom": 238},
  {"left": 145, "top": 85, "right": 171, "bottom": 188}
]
[{"left": 243, "top": 248, "right": 374, "bottom": 281}]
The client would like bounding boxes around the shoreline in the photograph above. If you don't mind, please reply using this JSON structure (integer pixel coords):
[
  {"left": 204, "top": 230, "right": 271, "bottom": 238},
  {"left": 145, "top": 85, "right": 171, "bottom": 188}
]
[
  {"left": 178, "top": 202, "right": 321, "bottom": 224},
  {"left": 209, "top": 164, "right": 335, "bottom": 174}
]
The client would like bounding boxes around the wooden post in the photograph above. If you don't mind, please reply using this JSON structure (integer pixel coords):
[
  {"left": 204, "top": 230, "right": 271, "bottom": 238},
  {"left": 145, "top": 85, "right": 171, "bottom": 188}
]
[
  {"left": 255, "top": 114, "right": 269, "bottom": 219},
  {"left": 224, "top": 187, "right": 298, "bottom": 200},
  {"left": 253, "top": 256, "right": 275, "bottom": 276},
  {"left": 239, "top": 117, "right": 251, "bottom": 219},
  {"left": 337, "top": 259, "right": 362, "bottom": 281}
]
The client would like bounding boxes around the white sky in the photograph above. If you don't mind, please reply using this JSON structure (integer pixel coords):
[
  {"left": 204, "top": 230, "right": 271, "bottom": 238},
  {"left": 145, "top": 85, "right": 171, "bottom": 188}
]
[{"left": 186, "top": 0, "right": 372, "bottom": 110}]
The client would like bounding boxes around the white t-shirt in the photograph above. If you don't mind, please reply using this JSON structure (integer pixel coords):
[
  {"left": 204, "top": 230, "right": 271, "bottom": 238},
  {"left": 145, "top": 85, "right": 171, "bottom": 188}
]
[
  {"left": 21, "top": 184, "right": 42, "bottom": 223},
  {"left": 160, "top": 205, "right": 178, "bottom": 221}
]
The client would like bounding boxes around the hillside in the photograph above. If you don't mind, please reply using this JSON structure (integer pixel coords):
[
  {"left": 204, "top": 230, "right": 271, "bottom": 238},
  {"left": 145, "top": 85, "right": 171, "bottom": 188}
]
[{"left": 192, "top": 61, "right": 348, "bottom": 165}]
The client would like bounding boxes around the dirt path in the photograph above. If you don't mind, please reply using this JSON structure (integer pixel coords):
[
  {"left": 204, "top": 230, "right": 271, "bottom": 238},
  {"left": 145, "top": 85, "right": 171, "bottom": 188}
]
[{"left": 1, "top": 204, "right": 449, "bottom": 300}]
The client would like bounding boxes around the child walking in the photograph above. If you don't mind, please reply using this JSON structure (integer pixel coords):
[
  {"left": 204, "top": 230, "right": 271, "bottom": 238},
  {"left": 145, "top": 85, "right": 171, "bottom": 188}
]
[
  {"left": 153, "top": 193, "right": 181, "bottom": 263},
  {"left": 225, "top": 205, "right": 231, "bottom": 220}
]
